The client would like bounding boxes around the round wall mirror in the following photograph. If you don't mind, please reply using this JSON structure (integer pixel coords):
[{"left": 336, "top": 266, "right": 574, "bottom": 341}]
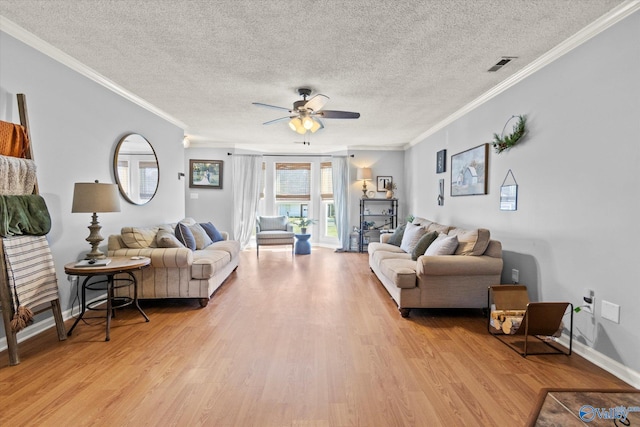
[{"left": 113, "top": 133, "right": 159, "bottom": 205}]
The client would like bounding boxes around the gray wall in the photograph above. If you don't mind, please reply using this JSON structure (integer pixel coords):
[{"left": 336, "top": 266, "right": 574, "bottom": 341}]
[
  {"left": 405, "top": 11, "right": 640, "bottom": 374},
  {"left": 0, "top": 32, "right": 185, "bottom": 341}
]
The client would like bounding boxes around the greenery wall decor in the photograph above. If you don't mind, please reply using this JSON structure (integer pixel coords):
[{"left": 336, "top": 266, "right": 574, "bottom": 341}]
[{"left": 492, "top": 115, "right": 527, "bottom": 154}]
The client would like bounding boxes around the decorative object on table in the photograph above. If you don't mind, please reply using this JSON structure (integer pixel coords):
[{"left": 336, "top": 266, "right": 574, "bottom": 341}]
[
  {"left": 436, "top": 149, "right": 447, "bottom": 173},
  {"left": 384, "top": 181, "right": 397, "bottom": 199},
  {"left": 500, "top": 169, "right": 518, "bottom": 211},
  {"left": 357, "top": 167, "right": 372, "bottom": 198},
  {"left": 113, "top": 133, "right": 158, "bottom": 205},
  {"left": 451, "top": 143, "right": 488, "bottom": 196},
  {"left": 292, "top": 217, "right": 317, "bottom": 234},
  {"left": 72, "top": 180, "right": 121, "bottom": 259},
  {"left": 189, "top": 159, "right": 223, "bottom": 189},
  {"left": 376, "top": 176, "right": 392, "bottom": 192},
  {"left": 492, "top": 115, "right": 527, "bottom": 154},
  {"left": 438, "top": 179, "right": 445, "bottom": 206}
]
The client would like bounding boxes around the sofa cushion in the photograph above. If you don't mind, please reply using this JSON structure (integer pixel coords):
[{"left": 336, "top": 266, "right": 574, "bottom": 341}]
[
  {"left": 201, "top": 221, "right": 224, "bottom": 243},
  {"left": 258, "top": 215, "right": 288, "bottom": 231},
  {"left": 400, "top": 222, "right": 427, "bottom": 253},
  {"left": 412, "top": 217, "right": 432, "bottom": 228},
  {"left": 203, "top": 239, "right": 241, "bottom": 259},
  {"left": 386, "top": 224, "right": 406, "bottom": 246},
  {"left": 120, "top": 226, "right": 159, "bottom": 248},
  {"left": 192, "top": 249, "right": 231, "bottom": 279},
  {"left": 156, "top": 228, "right": 185, "bottom": 248},
  {"left": 379, "top": 258, "right": 417, "bottom": 289},
  {"left": 426, "top": 222, "right": 451, "bottom": 234},
  {"left": 424, "top": 233, "right": 459, "bottom": 256},
  {"left": 448, "top": 227, "right": 491, "bottom": 256},
  {"left": 175, "top": 223, "right": 197, "bottom": 250},
  {"left": 411, "top": 230, "right": 439, "bottom": 260}
]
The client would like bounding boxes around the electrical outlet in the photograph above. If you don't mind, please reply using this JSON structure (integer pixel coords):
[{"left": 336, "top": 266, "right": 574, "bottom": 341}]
[
  {"left": 582, "top": 289, "right": 594, "bottom": 314},
  {"left": 511, "top": 269, "right": 519, "bottom": 284}
]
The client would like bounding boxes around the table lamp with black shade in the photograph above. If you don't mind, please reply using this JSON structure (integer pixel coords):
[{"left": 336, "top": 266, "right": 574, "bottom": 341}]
[{"left": 72, "top": 180, "right": 121, "bottom": 259}]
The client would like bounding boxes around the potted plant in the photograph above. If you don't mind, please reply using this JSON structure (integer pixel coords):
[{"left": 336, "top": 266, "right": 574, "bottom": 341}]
[
  {"left": 293, "top": 218, "right": 318, "bottom": 234},
  {"left": 385, "top": 182, "right": 397, "bottom": 199}
]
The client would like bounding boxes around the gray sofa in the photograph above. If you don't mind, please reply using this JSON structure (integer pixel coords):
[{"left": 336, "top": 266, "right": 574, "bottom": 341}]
[
  {"left": 368, "top": 217, "right": 503, "bottom": 317},
  {"left": 108, "top": 218, "right": 240, "bottom": 307}
]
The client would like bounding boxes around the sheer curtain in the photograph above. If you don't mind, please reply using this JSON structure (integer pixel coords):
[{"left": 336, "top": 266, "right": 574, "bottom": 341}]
[
  {"left": 331, "top": 156, "right": 350, "bottom": 251},
  {"left": 232, "top": 154, "right": 263, "bottom": 250}
]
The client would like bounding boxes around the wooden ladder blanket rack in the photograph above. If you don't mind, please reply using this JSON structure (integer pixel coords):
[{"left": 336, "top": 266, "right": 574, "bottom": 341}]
[{"left": 0, "top": 94, "right": 66, "bottom": 366}]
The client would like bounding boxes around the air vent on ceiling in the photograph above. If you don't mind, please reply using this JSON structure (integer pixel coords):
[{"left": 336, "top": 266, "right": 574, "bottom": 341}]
[{"left": 488, "top": 57, "right": 517, "bottom": 72}]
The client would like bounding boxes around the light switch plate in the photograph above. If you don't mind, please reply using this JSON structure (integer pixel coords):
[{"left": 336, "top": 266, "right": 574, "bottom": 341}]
[
  {"left": 190, "top": 193, "right": 199, "bottom": 199},
  {"left": 601, "top": 300, "right": 620, "bottom": 324}
]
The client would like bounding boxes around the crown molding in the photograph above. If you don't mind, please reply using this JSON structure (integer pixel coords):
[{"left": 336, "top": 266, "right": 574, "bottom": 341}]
[
  {"left": 405, "top": 1, "right": 640, "bottom": 149},
  {"left": 0, "top": 16, "right": 188, "bottom": 130}
]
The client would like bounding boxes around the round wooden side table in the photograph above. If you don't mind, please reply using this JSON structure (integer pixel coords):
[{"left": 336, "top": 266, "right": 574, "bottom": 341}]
[{"left": 64, "top": 256, "right": 151, "bottom": 341}]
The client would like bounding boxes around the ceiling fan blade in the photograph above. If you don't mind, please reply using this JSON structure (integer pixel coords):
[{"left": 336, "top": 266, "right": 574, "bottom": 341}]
[
  {"left": 263, "top": 116, "right": 292, "bottom": 125},
  {"left": 318, "top": 110, "right": 360, "bottom": 119},
  {"left": 252, "top": 102, "right": 292, "bottom": 112},
  {"left": 304, "top": 94, "right": 329, "bottom": 112}
]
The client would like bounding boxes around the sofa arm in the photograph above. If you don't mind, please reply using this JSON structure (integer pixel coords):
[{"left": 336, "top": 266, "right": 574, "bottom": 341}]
[
  {"left": 108, "top": 247, "right": 193, "bottom": 268},
  {"left": 380, "top": 233, "right": 392, "bottom": 244},
  {"left": 416, "top": 255, "right": 503, "bottom": 277}
]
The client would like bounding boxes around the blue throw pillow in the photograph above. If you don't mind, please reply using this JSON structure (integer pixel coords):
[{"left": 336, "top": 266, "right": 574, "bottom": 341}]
[
  {"left": 175, "top": 223, "right": 196, "bottom": 250},
  {"left": 200, "top": 222, "right": 224, "bottom": 243}
]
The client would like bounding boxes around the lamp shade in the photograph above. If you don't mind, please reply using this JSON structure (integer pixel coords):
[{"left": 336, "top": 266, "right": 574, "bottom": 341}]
[
  {"left": 72, "top": 181, "right": 121, "bottom": 213},
  {"left": 356, "top": 167, "right": 372, "bottom": 181}
]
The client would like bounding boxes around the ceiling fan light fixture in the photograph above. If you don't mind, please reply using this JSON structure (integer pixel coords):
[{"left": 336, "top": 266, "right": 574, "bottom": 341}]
[
  {"left": 310, "top": 119, "right": 322, "bottom": 133},
  {"left": 289, "top": 117, "right": 304, "bottom": 133},
  {"left": 302, "top": 116, "right": 314, "bottom": 130}
]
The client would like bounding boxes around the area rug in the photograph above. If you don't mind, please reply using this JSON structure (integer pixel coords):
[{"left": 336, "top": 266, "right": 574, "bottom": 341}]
[{"left": 527, "top": 388, "right": 640, "bottom": 426}]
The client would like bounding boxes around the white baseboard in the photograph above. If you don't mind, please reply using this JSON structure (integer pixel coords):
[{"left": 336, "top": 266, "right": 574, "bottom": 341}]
[{"left": 557, "top": 334, "right": 640, "bottom": 389}]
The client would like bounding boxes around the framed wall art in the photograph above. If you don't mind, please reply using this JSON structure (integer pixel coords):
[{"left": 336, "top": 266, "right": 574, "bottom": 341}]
[
  {"left": 189, "top": 159, "right": 223, "bottom": 189},
  {"left": 436, "top": 149, "right": 446, "bottom": 173},
  {"left": 377, "top": 176, "right": 392, "bottom": 192},
  {"left": 450, "top": 144, "right": 488, "bottom": 196}
]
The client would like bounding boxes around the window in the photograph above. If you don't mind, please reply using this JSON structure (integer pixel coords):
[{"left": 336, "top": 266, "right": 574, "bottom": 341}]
[
  {"left": 139, "top": 161, "right": 158, "bottom": 200},
  {"left": 320, "top": 162, "right": 333, "bottom": 200},
  {"left": 275, "top": 163, "right": 310, "bottom": 201}
]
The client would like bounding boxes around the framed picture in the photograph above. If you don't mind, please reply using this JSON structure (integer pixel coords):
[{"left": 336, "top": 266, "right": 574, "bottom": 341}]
[
  {"left": 451, "top": 144, "right": 488, "bottom": 196},
  {"left": 377, "top": 176, "right": 392, "bottom": 192},
  {"left": 436, "top": 149, "right": 446, "bottom": 173},
  {"left": 189, "top": 159, "right": 223, "bottom": 189}
]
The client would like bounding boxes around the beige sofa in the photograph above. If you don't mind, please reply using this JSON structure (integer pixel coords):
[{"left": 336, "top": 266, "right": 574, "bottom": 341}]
[
  {"left": 107, "top": 218, "right": 240, "bottom": 307},
  {"left": 368, "top": 217, "right": 503, "bottom": 317}
]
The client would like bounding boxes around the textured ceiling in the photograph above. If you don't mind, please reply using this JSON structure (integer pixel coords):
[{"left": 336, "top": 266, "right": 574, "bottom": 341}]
[{"left": 0, "top": 0, "right": 628, "bottom": 152}]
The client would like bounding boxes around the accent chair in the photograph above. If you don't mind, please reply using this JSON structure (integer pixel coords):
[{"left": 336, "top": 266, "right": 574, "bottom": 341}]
[{"left": 256, "top": 215, "right": 295, "bottom": 256}]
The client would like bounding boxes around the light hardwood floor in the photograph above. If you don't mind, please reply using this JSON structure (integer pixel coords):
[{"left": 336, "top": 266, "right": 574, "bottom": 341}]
[{"left": 0, "top": 248, "right": 632, "bottom": 426}]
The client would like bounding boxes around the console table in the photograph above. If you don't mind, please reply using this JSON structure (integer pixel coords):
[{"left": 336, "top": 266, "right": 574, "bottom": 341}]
[{"left": 64, "top": 256, "right": 150, "bottom": 341}]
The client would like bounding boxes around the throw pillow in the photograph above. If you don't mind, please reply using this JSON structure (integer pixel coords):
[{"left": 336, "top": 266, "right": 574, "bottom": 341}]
[
  {"left": 156, "top": 228, "right": 185, "bottom": 248},
  {"left": 424, "top": 233, "right": 459, "bottom": 256},
  {"left": 386, "top": 224, "right": 406, "bottom": 247},
  {"left": 175, "top": 223, "right": 196, "bottom": 250},
  {"left": 200, "top": 222, "right": 224, "bottom": 243},
  {"left": 120, "top": 226, "right": 159, "bottom": 248},
  {"left": 190, "top": 223, "right": 213, "bottom": 249},
  {"left": 448, "top": 227, "right": 491, "bottom": 256},
  {"left": 411, "top": 231, "right": 438, "bottom": 260},
  {"left": 399, "top": 222, "right": 427, "bottom": 253}
]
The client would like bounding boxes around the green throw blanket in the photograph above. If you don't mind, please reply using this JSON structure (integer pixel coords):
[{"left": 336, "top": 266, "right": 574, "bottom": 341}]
[{"left": 0, "top": 195, "right": 51, "bottom": 237}]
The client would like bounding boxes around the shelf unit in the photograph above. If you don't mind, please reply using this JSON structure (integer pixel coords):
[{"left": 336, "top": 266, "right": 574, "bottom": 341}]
[{"left": 359, "top": 198, "right": 398, "bottom": 252}]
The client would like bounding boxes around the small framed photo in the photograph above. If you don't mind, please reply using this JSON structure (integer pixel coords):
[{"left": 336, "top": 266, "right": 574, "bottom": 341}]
[
  {"left": 436, "top": 149, "right": 446, "bottom": 173},
  {"left": 189, "top": 159, "right": 223, "bottom": 189},
  {"left": 377, "top": 176, "right": 392, "bottom": 192}
]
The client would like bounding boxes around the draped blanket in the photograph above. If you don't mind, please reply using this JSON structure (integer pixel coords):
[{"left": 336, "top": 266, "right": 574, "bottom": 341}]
[
  {"left": 0, "top": 155, "right": 37, "bottom": 195},
  {"left": 2, "top": 236, "right": 59, "bottom": 332},
  {"left": 0, "top": 120, "right": 30, "bottom": 158},
  {"left": 0, "top": 195, "right": 52, "bottom": 237}
]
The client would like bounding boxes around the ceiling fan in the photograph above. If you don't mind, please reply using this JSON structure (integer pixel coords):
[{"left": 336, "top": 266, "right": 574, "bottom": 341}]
[{"left": 253, "top": 88, "right": 360, "bottom": 134}]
